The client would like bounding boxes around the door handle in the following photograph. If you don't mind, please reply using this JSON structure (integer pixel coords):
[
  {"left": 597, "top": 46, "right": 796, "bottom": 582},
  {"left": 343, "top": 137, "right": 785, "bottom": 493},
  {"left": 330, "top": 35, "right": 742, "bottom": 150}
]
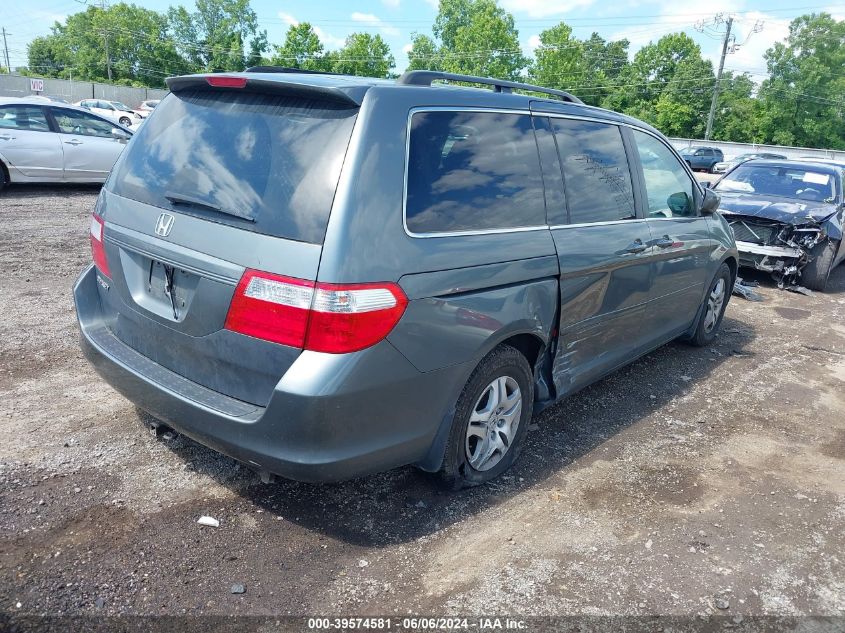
[
  {"left": 622, "top": 239, "right": 648, "bottom": 254},
  {"left": 655, "top": 236, "right": 676, "bottom": 248},
  {"left": 64, "top": 139, "right": 83, "bottom": 146},
  {"left": 0, "top": 134, "right": 14, "bottom": 140}
]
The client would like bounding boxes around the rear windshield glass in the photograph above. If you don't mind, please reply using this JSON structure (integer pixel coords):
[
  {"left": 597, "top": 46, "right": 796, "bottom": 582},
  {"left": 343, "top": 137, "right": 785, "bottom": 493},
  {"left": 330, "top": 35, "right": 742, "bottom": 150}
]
[
  {"left": 109, "top": 89, "right": 358, "bottom": 244},
  {"left": 715, "top": 164, "right": 835, "bottom": 202}
]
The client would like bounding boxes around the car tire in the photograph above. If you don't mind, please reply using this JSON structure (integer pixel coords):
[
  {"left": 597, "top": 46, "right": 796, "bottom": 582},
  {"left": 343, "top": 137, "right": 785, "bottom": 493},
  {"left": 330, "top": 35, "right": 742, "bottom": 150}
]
[
  {"left": 802, "top": 239, "right": 838, "bottom": 292},
  {"left": 119, "top": 116, "right": 131, "bottom": 126},
  {"left": 437, "top": 345, "right": 534, "bottom": 490},
  {"left": 0, "top": 161, "right": 7, "bottom": 191},
  {"left": 689, "top": 263, "right": 732, "bottom": 347}
]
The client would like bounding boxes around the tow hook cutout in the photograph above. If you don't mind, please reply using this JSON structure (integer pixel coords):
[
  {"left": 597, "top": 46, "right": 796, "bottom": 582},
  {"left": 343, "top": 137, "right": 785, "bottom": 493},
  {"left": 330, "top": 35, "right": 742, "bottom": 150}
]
[{"left": 149, "top": 422, "right": 178, "bottom": 441}]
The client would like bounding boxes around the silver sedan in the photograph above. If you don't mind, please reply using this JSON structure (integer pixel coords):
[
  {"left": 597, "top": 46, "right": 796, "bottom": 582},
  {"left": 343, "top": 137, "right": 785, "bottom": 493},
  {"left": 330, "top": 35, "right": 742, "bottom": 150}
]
[{"left": 0, "top": 97, "right": 132, "bottom": 188}]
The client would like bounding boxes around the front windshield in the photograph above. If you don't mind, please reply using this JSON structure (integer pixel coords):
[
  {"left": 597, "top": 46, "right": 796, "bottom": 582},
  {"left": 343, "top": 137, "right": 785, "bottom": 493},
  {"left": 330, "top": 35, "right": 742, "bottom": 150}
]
[
  {"left": 715, "top": 163, "right": 835, "bottom": 202},
  {"left": 112, "top": 102, "right": 131, "bottom": 110}
]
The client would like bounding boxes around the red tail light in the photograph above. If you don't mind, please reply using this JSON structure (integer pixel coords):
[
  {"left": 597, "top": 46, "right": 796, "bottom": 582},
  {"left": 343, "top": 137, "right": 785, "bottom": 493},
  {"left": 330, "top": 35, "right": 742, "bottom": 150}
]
[
  {"left": 224, "top": 269, "right": 408, "bottom": 353},
  {"left": 206, "top": 76, "right": 247, "bottom": 88},
  {"left": 90, "top": 214, "right": 111, "bottom": 278}
]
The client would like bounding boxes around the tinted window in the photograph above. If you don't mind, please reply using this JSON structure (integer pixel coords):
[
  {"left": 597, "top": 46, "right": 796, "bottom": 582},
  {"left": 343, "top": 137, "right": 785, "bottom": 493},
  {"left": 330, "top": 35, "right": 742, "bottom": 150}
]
[
  {"left": 632, "top": 130, "right": 696, "bottom": 218},
  {"left": 552, "top": 119, "right": 635, "bottom": 223},
  {"left": 109, "top": 90, "right": 358, "bottom": 244},
  {"left": 53, "top": 108, "right": 115, "bottom": 138},
  {"left": 0, "top": 106, "right": 50, "bottom": 132},
  {"left": 405, "top": 111, "right": 545, "bottom": 234},
  {"left": 532, "top": 116, "right": 567, "bottom": 225},
  {"left": 715, "top": 164, "right": 835, "bottom": 202}
]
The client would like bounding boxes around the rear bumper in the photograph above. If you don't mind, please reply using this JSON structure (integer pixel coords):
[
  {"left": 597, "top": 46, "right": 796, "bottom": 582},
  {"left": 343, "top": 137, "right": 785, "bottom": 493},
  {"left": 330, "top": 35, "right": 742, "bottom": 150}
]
[{"left": 74, "top": 265, "right": 467, "bottom": 482}]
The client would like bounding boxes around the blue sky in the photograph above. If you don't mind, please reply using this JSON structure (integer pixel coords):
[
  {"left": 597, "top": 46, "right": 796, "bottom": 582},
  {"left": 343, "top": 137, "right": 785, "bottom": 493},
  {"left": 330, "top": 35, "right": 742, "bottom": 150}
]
[{"left": 3, "top": 0, "right": 844, "bottom": 80}]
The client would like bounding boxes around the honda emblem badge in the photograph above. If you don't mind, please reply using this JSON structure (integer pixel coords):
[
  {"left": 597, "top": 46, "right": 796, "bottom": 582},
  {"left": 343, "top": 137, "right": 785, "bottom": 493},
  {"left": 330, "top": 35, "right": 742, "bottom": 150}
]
[{"left": 155, "top": 213, "right": 175, "bottom": 237}]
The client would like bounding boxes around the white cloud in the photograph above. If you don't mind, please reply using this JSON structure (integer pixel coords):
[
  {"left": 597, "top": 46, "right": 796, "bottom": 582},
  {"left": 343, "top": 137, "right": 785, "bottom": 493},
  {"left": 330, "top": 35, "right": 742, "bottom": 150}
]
[
  {"left": 382, "top": 0, "right": 401, "bottom": 8},
  {"left": 826, "top": 5, "right": 845, "bottom": 20},
  {"left": 313, "top": 26, "right": 347, "bottom": 49},
  {"left": 402, "top": 42, "right": 414, "bottom": 54},
  {"left": 423, "top": 0, "right": 439, "bottom": 9},
  {"left": 610, "top": 0, "right": 739, "bottom": 58},
  {"left": 606, "top": 1, "right": 797, "bottom": 87},
  {"left": 350, "top": 12, "right": 401, "bottom": 37},
  {"left": 525, "top": 34, "right": 542, "bottom": 56},
  {"left": 500, "top": 0, "right": 596, "bottom": 19},
  {"left": 725, "top": 12, "right": 791, "bottom": 77},
  {"left": 278, "top": 12, "right": 299, "bottom": 27}
]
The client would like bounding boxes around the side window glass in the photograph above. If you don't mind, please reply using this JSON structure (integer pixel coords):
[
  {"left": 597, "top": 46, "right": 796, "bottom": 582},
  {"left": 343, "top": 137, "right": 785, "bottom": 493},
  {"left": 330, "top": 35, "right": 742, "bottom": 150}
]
[
  {"left": 632, "top": 130, "right": 696, "bottom": 218},
  {"left": 405, "top": 111, "right": 545, "bottom": 234},
  {"left": 531, "top": 116, "right": 567, "bottom": 225},
  {"left": 552, "top": 118, "right": 636, "bottom": 223},
  {"left": 0, "top": 106, "right": 50, "bottom": 132},
  {"left": 53, "top": 109, "right": 115, "bottom": 138}
]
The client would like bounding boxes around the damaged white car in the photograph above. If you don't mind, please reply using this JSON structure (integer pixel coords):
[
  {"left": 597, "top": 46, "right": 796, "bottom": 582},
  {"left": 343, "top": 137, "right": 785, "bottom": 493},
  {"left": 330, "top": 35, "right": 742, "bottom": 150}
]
[{"left": 714, "top": 160, "right": 845, "bottom": 291}]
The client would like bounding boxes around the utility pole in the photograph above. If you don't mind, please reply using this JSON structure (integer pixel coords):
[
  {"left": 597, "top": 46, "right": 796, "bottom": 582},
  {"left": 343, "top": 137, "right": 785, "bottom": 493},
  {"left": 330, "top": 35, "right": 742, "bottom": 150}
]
[
  {"left": 100, "top": 0, "right": 112, "bottom": 81},
  {"left": 704, "top": 15, "right": 733, "bottom": 140},
  {"left": 104, "top": 31, "right": 112, "bottom": 81},
  {"left": 1, "top": 28, "right": 10, "bottom": 73}
]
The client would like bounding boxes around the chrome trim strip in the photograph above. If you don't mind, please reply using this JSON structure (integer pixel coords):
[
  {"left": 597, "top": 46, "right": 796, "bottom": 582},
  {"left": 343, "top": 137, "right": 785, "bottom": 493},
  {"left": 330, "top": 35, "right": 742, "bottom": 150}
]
[{"left": 549, "top": 218, "right": 647, "bottom": 230}]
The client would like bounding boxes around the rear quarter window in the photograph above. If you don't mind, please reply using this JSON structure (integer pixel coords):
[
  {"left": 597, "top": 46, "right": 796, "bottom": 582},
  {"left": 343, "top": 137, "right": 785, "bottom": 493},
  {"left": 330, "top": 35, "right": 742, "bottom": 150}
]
[
  {"left": 109, "top": 90, "right": 358, "bottom": 244},
  {"left": 405, "top": 110, "right": 545, "bottom": 234}
]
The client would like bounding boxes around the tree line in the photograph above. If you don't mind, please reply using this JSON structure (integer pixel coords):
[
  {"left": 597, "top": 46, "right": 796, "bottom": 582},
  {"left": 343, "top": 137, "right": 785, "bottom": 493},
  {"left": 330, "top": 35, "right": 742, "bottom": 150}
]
[{"left": 23, "top": 0, "right": 845, "bottom": 149}]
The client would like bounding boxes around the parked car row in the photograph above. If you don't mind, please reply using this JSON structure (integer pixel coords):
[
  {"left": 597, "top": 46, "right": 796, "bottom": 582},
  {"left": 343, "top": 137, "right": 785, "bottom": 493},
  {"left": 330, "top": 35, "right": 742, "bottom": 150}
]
[{"left": 0, "top": 97, "right": 132, "bottom": 186}]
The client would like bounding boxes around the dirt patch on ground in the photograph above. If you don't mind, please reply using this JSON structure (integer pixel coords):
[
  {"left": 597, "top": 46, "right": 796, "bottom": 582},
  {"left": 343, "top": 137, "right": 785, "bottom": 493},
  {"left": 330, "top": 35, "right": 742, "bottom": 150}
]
[{"left": 0, "top": 184, "right": 843, "bottom": 621}]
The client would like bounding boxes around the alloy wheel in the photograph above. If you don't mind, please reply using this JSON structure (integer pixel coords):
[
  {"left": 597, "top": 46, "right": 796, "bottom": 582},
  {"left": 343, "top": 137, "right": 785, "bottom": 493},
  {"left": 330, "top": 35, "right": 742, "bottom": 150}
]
[
  {"left": 465, "top": 375, "right": 522, "bottom": 472},
  {"left": 704, "top": 277, "right": 726, "bottom": 334}
]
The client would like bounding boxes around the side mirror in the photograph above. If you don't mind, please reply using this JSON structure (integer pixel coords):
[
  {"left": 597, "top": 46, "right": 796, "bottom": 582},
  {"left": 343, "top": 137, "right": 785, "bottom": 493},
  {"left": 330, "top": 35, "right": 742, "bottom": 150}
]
[
  {"left": 701, "top": 181, "right": 713, "bottom": 188},
  {"left": 667, "top": 191, "right": 691, "bottom": 215},
  {"left": 700, "top": 187, "right": 720, "bottom": 215},
  {"left": 111, "top": 128, "right": 131, "bottom": 143}
]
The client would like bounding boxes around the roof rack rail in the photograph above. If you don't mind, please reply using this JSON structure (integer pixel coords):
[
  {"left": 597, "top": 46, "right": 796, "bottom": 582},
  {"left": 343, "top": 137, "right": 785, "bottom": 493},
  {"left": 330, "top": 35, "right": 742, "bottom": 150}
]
[
  {"left": 245, "top": 65, "right": 340, "bottom": 75},
  {"left": 396, "top": 70, "right": 583, "bottom": 105}
]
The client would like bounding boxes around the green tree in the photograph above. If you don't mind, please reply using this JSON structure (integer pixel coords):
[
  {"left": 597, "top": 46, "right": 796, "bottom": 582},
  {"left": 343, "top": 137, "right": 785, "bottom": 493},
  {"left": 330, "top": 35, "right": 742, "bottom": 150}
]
[
  {"left": 409, "top": 0, "right": 527, "bottom": 80},
  {"left": 712, "top": 72, "right": 764, "bottom": 143},
  {"left": 166, "top": 0, "right": 267, "bottom": 72},
  {"left": 606, "top": 32, "right": 713, "bottom": 137},
  {"left": 27, "top": 36, "right": 67, "bottom": 77},
  {"left": 758, "top": 13, "right": 845, "bottom": 149},
  {"left": 329, "top": 33, "right": 395, "bottom": 78},
  {"left": 270, "top": 23, "right": 329, "bottom": 71},
  {"left": 406, "top": 33, "right": 442, "bottom": 71},
  {"left": 529, "top": 24, "right": 629, "bottom": 106},
  {"left": 27, "top": 4, "right": 190, "bottom": 87}
]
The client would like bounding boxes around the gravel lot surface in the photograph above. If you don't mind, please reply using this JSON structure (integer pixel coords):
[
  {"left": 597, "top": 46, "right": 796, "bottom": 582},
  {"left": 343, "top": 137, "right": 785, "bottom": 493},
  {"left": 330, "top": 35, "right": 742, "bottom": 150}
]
[{"left": 0, "top": 185, "right": 843, "bottom": 627}]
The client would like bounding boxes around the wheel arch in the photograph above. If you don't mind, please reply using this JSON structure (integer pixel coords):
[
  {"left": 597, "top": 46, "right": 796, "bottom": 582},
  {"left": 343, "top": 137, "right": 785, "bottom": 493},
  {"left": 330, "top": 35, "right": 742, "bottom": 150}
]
[
  {"left": 414, "top": 330, "right": 548, "bottom": 474},
  {"left": 0, "top": 156, "right": 10, "bottom": 185}
]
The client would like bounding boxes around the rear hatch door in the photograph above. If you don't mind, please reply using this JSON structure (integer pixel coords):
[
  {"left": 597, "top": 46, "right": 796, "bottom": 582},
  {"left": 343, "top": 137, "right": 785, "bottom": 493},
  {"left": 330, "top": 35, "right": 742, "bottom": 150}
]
[{"left": 95, "top": 77, "right": 360, "bottom": 406}]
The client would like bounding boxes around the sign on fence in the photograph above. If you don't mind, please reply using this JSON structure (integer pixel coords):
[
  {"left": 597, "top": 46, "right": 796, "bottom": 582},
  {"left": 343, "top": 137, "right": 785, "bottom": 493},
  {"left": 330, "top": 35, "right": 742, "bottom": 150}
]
[{"left": 30, "top": 78, "right": 44, "bottom": 93}]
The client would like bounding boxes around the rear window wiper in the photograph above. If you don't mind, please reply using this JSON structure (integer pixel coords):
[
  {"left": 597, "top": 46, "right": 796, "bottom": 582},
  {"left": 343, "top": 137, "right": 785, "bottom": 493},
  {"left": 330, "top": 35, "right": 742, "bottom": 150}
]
[{"left": 164, "top": 192, "right": 255, "bottom": 223}]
